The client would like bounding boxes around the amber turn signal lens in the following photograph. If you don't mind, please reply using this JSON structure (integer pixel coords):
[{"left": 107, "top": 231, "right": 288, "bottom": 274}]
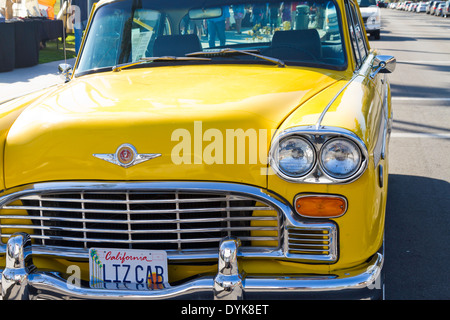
[{"left": 295, "top": 195, "right": 347, "bottom": 218}]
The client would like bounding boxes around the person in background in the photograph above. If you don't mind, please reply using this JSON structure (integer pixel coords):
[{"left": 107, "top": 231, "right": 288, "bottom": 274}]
[
  {"left": 233, "top": 4, "right": 245, "bottom": 34},
  {"left": 207, "top": 6, "right": 230, "bottom": 47},
  {"left": 1, "top": 0, "right": 13, "bottom": 20},
  {"left": 0, "top": 0, "right": 5, "bottom": 20},
  {"left": 251, "top": 3, "right": 266, "bottom": 26},
  {"left": 281, "top": 2, "right": 291, "bottom": 23},
  {"left": 269, "top": 2, "right": 280, "bottom": 32}
]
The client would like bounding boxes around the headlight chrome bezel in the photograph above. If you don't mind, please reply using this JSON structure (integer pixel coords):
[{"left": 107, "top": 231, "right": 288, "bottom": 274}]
[
  {"left": 269, "top": 126, "right": 368, "bottom": 184},
  {"left": 274, "top": 136, "right": 316, "bottom": 178},
  {"left": 319, "top": 137, "right": 362, "bottom": 179}
]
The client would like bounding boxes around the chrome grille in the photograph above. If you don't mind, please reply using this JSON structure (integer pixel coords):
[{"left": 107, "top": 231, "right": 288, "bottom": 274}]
[
  {"left": 287, "top": 227, "right": 337, "bottom": 260},
  {"left": 0, "top": 191, "right": 281, "bottom": 252}
]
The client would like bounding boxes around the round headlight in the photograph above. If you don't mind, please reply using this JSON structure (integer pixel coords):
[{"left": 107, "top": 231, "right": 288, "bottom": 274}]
[
  {"left": 275, "top": 136, "right": 315, "bottom": 177},
  {"left": 320, "top": 138, "right": 362, "bottom": 179}
]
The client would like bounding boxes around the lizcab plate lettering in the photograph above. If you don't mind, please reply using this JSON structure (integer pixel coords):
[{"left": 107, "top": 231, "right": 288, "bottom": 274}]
[{"left": 89, "top": 248, "right": 168, "bottom": 290}]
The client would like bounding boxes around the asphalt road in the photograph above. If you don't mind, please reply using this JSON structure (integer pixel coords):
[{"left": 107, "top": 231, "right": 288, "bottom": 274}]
[{"left": 370, "top": 8, "right": 450, "bottom": 300}]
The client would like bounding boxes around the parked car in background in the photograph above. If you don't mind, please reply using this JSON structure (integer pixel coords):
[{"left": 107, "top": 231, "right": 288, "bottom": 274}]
[
  {"left": 0, "top": 0, "right": 395, "bottom": 300},
  {"left": 359, "top": 0, "right": 382, "bottom": 39},
  {"left": 435, "top": 2, "right": 445, "bottom": 14},
  {"left": 430, "top": 1, "right": 445, "bottom": 14},
  {"left": 426, "top": 0, "right": 434, "bottom": 12},
  {"left": 443, "top": 0, "right": 450, "bottom": 17},
  {"left": 416, "top": 2, "right": 429, "bottom": 12}
]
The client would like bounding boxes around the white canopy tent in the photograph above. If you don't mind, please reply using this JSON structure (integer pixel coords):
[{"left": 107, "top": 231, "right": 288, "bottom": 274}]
[{"left": 0, "top": 0, "right": 51, "bottom": 19}]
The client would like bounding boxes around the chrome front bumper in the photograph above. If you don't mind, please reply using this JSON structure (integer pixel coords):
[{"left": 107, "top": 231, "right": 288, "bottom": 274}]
[{"left": 0, "top": 232, "right": 384, "bottom": 300}]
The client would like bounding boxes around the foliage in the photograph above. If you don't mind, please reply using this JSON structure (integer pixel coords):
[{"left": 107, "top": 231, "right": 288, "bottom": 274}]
[{"left": 39, "top": 33, "right": 77, "bottom": 64}]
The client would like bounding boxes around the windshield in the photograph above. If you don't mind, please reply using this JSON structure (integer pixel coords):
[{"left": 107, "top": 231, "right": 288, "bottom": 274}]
[
  {"left": 357, "top": 0, "right": 377, "bottom": 7},
  {"left": 76, "top": 0, "right": 346, "bottom": 75}
]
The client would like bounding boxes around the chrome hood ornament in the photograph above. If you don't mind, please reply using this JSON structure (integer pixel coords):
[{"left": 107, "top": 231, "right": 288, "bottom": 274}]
[{"left": 93, "top": 144, "right": 161, "bottom": 168}]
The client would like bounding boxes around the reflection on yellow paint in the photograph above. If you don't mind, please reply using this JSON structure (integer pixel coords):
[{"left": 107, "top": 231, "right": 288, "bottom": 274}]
[{"left": 251, "top": 202, "right": 279, "bottom": 247}]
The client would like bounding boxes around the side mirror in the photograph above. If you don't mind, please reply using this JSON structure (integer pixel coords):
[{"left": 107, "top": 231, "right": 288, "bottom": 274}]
[
  {"left": 58, "top": 63, "right": 73, "bottom": 82},
  {"left": 370, "top": 55, "right": 396, "bottom": 79}
]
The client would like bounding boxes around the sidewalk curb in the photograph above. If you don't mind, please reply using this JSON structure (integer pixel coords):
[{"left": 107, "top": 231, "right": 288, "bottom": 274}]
[{"left": 0, "top": 58, "right": 76, "bottom": 103}]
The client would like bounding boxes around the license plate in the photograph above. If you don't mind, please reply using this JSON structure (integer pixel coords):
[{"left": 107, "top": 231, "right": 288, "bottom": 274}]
[{"left": 89, "top": 248, "right": 168, "bottom": 290}]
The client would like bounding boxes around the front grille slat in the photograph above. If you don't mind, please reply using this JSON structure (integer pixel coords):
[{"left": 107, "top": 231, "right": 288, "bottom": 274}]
[
  {"left": 19, "top": 195, "right": 253, "bottom": 204},
  {"left": 6, "top": 234, "right": 279, "bottom": 244},
  {"left": 0, "top": 224, "right": 279, "bottom": 234},
  {"left": 3, "top": 205, "right": 273, "bottom": 214},
  {"left": 0, "top": 190, "right": 281, "bottom": 252},
  {"left": 0, "top": 214, "right": 278, "bottom": 224}
]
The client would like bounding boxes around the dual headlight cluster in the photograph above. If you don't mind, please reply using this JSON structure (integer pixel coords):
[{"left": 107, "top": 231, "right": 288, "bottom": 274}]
[{"left": 270, "top": 132, "right": 366, "bottom": 183}]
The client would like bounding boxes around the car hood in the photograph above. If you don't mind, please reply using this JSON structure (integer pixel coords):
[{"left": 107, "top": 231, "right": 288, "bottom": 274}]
[
  {"left": 359, "top": 6, "right": 380, "bottom": 17},
  {"left": 4, "top": 64, "right": 344, "bottom": 189}
]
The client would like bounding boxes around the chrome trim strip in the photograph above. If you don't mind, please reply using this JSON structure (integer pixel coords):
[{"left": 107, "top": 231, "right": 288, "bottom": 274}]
[
  {"left": 315, "top": 75, "right": 358, "bottom": 130},
  {"left": 381, "top": 77, "right": 391, "bottom": 161},
  {"left": 0, "top": 182, "right": 280, "bottom": 205},
  {"left": 0, "top": 181, "right": 338, "bottom": 263},
  {"left": 374, "top": 74, "right": 390, "bottom": 168},
  {"left": 373, "top": 114, "right": 385, "bottom": 167}
]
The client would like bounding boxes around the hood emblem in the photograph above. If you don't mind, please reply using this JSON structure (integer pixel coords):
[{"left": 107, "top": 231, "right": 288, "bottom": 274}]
[{"left": 93, "top": 144, "right": 161, "bottom": 168}]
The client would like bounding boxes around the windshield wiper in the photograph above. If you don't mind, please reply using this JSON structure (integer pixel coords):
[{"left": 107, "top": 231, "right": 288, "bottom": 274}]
[
  {"left": 112, "top": 56, "right": 211, "bottom": 72},
  {"left": 186, "top": 48, "right": 285, "bottom": 68}
]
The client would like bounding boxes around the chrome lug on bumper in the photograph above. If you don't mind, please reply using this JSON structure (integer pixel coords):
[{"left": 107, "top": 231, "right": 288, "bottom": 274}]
[
  {"left": 1, "top": 233, "right": 36, "bottom": 300},
  {"left": 213, "top": 237, "right": 245, "bottom": 300}
]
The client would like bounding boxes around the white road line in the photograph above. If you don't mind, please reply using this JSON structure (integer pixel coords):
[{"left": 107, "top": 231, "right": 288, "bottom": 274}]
[
  {"left": 391, "top": 132, "right": 450, "bottom": 139},
  {"left": 398, "top": 61, "right": 450, "bottom": 64},
  {"left": 392, "top": 97, "right": 450, "bottom": 102}
]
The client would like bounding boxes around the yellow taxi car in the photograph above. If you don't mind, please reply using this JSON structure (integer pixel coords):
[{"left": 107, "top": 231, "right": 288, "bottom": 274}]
[{"left": 0, "top": 0, "right": 395, "bottom": 300}]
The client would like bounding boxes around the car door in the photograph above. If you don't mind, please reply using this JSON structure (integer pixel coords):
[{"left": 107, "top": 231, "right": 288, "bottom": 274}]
[{"left": 345, "top": 0, "right": 389, "bottom": 179}]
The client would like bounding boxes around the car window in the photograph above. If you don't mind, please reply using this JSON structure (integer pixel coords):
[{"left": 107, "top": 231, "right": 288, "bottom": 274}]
[
  {"left": 357, "top": 0, "right": 377, "bottom": 7},
  {"left": 345, "top": 1, "right": 360, "bottom": 67},
  {"left": 76, "top": 0, "right": 348, "bottom": 75},
  {"left": 352, "top": 1, "right": 368, "bottom": 58},
  {"left": 345, "top": 0, "right": 368, "bottom": 68}
]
